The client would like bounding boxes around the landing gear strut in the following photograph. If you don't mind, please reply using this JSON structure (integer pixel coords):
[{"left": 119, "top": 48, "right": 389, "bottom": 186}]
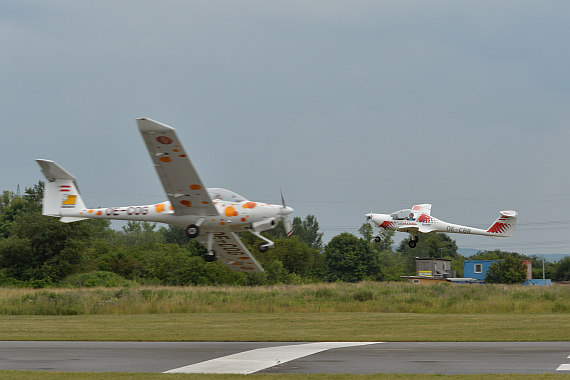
[{"left": 250, "top": 231, "right": 275, "bottom": 252}]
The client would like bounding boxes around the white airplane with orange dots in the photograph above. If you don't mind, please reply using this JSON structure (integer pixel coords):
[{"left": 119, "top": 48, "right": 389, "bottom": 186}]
[
  {"left": 36, "top": 118, "right": 294, "bottom": 272},
  {"left": 365, "top": 204, "right": 517, "bottom": 248}
]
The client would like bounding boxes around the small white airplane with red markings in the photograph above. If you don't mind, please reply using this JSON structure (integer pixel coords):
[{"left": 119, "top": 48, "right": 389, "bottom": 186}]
[
  {"left": 37, "top": 118, "right": 294, "bottom": 272},
  {"left": 365, "top": 204, "right": 517, "bottom": 248}
]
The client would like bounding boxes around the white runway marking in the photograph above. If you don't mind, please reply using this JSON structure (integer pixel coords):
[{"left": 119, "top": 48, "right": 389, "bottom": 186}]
[
  {"left": 557, "top": 354, "right": 570, "bottom": 371},
  {"left": 164, "top": 341, "right": 380, "bottom": 374}
]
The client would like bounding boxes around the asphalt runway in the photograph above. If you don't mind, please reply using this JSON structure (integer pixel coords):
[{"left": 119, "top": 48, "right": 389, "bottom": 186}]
[{"left": 0, "top": 341, "right": 568, "bottom": 374}]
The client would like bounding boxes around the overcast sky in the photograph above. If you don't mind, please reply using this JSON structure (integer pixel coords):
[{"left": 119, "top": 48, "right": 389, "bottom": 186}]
[{"left": 2, "top": 1, "right": 569, "bottom": 255}]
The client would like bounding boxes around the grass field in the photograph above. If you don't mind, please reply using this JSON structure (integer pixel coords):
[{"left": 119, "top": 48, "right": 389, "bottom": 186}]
[
  {"left": 0, "top": 313, "right": 569, "bottom": 341},
  {"left": 0, "top": 282, "right": 568, "bottom": 341},
  {"left": 1, "top": 282, "right": 568, "bottom": 377},
  {"left": 0, "top": 282, "right": 568, "bottom": 315}
]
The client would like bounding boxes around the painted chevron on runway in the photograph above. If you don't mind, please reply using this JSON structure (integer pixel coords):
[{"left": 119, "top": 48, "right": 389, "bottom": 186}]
[{"left": 164, "top": 341, "right": 381, "bottom": 374}]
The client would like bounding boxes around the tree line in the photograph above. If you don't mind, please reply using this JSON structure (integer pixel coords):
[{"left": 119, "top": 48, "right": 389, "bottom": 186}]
[{"left": 0, "top": 182, "right": 568, "bottom": 287}]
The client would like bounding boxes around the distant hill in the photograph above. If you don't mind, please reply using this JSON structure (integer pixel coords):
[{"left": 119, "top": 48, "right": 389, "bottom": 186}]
[
  {"left": 457, "top": 248, "right": 569, "bottom": 263},
  {"left": 457, "top": 248, "right": 480, "bottom": 257},
  {"left": 531, "top": 254, "right": 570, "bottom": 263}
]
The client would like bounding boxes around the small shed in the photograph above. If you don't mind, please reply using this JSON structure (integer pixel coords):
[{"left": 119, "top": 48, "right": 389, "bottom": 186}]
[
  {"left": 463, "top": 260, "right": 499, "bottom": 281},
  {"left": 415, "top": 258, "right": 456, "bottom": 278}
]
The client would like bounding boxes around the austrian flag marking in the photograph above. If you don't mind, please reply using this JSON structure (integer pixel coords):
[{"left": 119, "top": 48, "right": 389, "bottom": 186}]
[{"left": 156, "top": 136, "right": 173, "bottom": 144}]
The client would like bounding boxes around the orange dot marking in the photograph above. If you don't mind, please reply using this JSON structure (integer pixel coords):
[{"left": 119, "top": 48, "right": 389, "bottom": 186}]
[
  {"left": 173, "top": 149, "right": 179, "bottom": 152},
  {"left": 155, "top": 203, "right": 165, "bottom": 213},
  {"left": 190, "top": 184, "right": 201, "bottom": 190},
  {"left": 241, "top": 218, "right": 246, "bottom": 222},
  {"left": 220, "top": 222, "right": 226, "bottom": 225},
  {"left": 202, "top": 201, "right": 209, "bottom": 204},
  {"left": 96, "top": 210, "right": 102, "bottom": 216},
  {"left": 243, "top": 202, "right": 257, "bottom": 209},
  {"left": 180, "top": 200, "right": 192, "bottom": 207},
  {"left": 159, "top": 157, "right": 172, "bottom": 163},
  {"left": 225, "top": 206, "right": 238, "bottom": 217}
]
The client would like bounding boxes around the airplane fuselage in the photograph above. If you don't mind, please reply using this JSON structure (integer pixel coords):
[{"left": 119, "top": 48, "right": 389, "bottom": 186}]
[
  {"left": 66, "top": 199, "right": 290, "bottom": 233},
  {"left": 367, "top": 213, "right": 498, "bottom": 237}
]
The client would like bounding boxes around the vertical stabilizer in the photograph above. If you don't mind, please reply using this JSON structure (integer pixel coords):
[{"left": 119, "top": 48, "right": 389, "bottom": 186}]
[
  {"left": 487, "top": 210, "right": 518, "bottom": 237},
  {"left": 36, "top": 159, "right": 87, "bottom": 222}
]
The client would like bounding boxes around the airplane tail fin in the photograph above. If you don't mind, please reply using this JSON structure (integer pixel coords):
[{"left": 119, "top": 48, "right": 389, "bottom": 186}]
[
  {"left": 486, "top": 210, "right": 518, "bottom": 237},
  {"left": 36, "top": 159, "right": 88, "bottom": 222}
]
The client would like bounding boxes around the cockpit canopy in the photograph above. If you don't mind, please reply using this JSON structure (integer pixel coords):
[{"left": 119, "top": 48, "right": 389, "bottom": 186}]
[
  {"left": 391, "top": 209, "right": 413, "bottom": 220},
  {"left": 207, "top": 188, "right": 249, "bottom": 203}
]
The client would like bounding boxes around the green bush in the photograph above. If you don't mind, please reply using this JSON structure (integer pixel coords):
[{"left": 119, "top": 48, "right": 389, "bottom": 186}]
[{"left": 61, "top": 271, "right": 133, "bottom": 288}]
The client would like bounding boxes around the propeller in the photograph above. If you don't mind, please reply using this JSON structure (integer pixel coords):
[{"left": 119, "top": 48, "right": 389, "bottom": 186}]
[{"left": 279, "top": 188, "right": 294, "bottom": 237}]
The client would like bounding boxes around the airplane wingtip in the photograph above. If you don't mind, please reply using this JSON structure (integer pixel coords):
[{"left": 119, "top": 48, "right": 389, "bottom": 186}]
[{"left": 136, "top": 118, "right": 175, "bottom": 132}]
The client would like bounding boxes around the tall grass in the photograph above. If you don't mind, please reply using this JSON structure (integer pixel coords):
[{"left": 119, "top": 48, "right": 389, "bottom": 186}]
[{"left": 0, "top": 282, "right": 568, "bottom": 315}]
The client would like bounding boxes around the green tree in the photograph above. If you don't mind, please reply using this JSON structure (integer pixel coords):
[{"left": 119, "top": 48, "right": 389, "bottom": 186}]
[
  {"left": 552, "top": 256, "right": 570, "bottom": 282},
  {"left": 359, "top": 223, "right": 394, "bottom": 252},
  {"left": 159, "top": 225, "right": 191, "bottom": 246},
  {"left": 268, "top": 236, "right": 325, "bottom": 279},
  {"left": 377, "top": 250, "right": 407, "bottom": 281},
  {"left": 470, "top": 249, "right": 527, "bottom": 261},
  {"left": 292, "top": 215, "right": 324, "bottom": 250},
  {"left": 117, "top": 221, "right": 163, "bottom": 247},
  {"left": 485, "top": 256, "right": 527, "bottom": 284},
  {"left": 0, "top": 213, "right": 89, "bottom": 285},
  {"left": 324, "top": 232, "right": 382, "bottom": 282}
]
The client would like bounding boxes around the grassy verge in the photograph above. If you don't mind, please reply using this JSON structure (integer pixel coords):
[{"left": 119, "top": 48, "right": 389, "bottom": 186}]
[
  {"left": 0, "top": 282, "right": 568, "bottom": 315},
  {"left": 0, "top": 371, "right": 568, "bottom": 380},
  {"left": 0, "top": 313, "right": 568, "bottom": 341}
]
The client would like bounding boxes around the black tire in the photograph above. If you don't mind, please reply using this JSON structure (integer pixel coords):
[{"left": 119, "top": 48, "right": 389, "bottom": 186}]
[
  {"left": 186, "top": 224, "right": 199, "bottom": 238},
  {"left": 204, "top": 250, "right": 216, "bottom": 262},
  {"left": 374, "top": 236, "right": 382, "bottom": 243},
  {"left": 408, "top": 240, "right": 417, "bottom": 248},
  {"left": 258, "top": 243, "right": 269, "bottom": 253}
]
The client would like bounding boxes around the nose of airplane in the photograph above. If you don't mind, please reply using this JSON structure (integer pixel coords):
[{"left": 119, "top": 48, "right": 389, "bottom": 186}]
[{"left": 283, "top": 206, "right": 294, "bottom": 215}]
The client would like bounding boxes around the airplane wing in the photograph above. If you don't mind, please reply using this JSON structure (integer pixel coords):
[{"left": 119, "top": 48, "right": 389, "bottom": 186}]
[
  {"left": 198, "top": 231, "right": 264, "bottom": 272},
  {"left": 397, "top": 225, "right": 420, "bottom": 233},
  {"left": 397, "top": 224, "right": 433, "bottom": 234},
  {"left": 412, "top": 204, "right": 432, "bottom": 216},
  {"left": 137, "top": 118, "right": 218, "bottom": 217}
]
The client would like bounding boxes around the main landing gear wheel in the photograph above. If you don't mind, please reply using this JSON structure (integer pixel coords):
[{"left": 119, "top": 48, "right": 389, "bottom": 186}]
[
  {"left": 186, "top": 224, "right": 199, "bottom": 238},
  {"left": 374, "top": 236, "right": 382, "bottom": 243},
  {"left": 258, "top": 243, "right": 269, "bottom": 253},
  {"left": 204, "top": 250, "right": 216, "bottom": 262},
  {"left": 408, "top": 236, "right": 419, "bottom": 248}
]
